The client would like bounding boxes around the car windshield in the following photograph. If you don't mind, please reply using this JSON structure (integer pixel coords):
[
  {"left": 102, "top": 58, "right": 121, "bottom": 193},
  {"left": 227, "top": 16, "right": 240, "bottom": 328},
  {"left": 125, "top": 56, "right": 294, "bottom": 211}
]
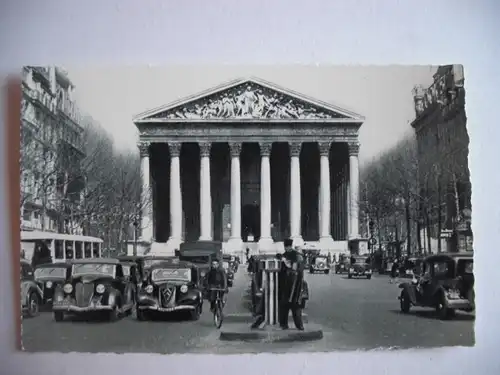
[
  {"left": 151, "top": 268, "right": 191, "bottom": 282},
  {"left": 72, "top": 263, "right": 115, "bottom": 277},
  {"left": 34, "top": 267, "right": 66, "bottom": 279},
  {"left": 179, "top": 255, "right": 210, "bottom": 265},
  {"left": 458, "top": 259, "right": 473, "bottom": 274},
  {"left": 432, "top": 261, "right": 453, "bottom": 278},
  {"left": 315, "top": 257, "right": 326, "bottom": 265}
]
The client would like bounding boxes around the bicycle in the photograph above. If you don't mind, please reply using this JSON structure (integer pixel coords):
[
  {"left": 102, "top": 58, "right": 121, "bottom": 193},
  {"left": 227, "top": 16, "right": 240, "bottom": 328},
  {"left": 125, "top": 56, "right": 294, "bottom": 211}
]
[{"left": 209, "top": 288, "right": 226, "bottom": 329}]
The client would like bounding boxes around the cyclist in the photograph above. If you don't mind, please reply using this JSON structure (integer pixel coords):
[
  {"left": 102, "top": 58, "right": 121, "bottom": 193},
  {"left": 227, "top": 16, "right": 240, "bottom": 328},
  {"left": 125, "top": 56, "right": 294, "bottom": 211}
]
[{"left": 206, "top": 259, "right": 228, "bottom": 312}]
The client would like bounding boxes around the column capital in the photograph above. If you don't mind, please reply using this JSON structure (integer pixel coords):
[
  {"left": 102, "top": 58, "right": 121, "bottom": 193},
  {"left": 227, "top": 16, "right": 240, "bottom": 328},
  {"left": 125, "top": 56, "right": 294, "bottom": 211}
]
[
  {"left": 199, "top": 142, "right": 212, "bottom": 157},
  {"left": 318, "top": 141, "right": 332, "bottom": 157},
  {"left": 137, "top": 141, "right": 150, "bottom": 157},
  {"left": 169, "top": 142, "right": 182, "bottom": 157},
  {"left": 259, "top": 142, "right": 273, "bottom": 157},
  {"left": 229, "top": 142, "right": 242, "bottom": 157},
  {"left": 348, "top": 142, "right": 360, "bottom": 156},
  {"left": 289, "top": 142, "right": 302, "bottom": 157}
]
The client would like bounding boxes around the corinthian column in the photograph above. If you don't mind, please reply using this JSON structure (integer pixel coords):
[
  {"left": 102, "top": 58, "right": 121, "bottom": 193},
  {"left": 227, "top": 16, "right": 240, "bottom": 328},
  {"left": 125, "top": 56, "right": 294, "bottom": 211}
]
[
  {"left": 167, "top": 142, "right": 183, "bottom": 250},
  {"left": 138, "top": 141, "right": 153, "bottom": 242},
  {"left": 227, "top": 142, "right": 243, "bottom": 252},
  {"left": 289, "top": 142, "right": 303, "bottom": 246},
  {"left": 258, "top": 142, "right": 274, "bottom": 252},
  {"left": 348, "top": 142, "right": 360, "bottom": 239},
  {"left": 199, "top": 142, "right": 212, "bottom": 241},
  {"left": 319, "top": 141, "right": 335, "bottom": 251}
]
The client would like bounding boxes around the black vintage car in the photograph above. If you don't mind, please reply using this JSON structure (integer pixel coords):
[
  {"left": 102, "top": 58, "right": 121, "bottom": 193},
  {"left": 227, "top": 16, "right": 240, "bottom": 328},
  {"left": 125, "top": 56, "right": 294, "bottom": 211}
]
[
  {"left": 21, "top": 260, "right": 43, "bottom": 318},
  {"left": 52, "top": 258, "right": 136, "bottom": 322},
  {"left": 398, "top": 253, "right": 475, "bottom": 319},
  {"left": 335, "top": 255, "right": 350, "bottom": 274},
  {"left": 136, "top": 261, "right": 203, "bottom": 321},
  {"left": 309, "top": 255, "right": 330, "bottom": 274},
  {"left": 34, "top": 262, "right": 72, "bottom": 306},
  {"left": 348, "top": 255, "right": 372, "bottom": 279}
]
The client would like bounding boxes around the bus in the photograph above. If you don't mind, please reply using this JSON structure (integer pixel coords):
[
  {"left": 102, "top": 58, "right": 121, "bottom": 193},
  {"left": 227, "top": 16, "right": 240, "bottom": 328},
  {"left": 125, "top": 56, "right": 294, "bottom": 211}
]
[{"left": 21, "top": 231, "right": 104, "bottom": 263}]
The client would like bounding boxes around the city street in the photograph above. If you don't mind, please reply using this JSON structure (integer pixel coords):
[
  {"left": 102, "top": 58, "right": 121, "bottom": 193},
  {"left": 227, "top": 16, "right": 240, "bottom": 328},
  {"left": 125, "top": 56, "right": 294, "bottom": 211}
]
[{"left": 22, "top": 266, "right": 474, "bottom": 354}]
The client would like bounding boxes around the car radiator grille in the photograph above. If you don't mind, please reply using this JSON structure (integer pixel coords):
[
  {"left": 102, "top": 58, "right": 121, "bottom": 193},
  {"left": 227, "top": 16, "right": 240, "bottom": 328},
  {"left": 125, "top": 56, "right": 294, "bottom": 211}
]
[
  {"left": 75, "top": 283, "right": 94, "bottom": 307},
  {"left": 159, "top": 285, "right": 177, "bottom": 308}
]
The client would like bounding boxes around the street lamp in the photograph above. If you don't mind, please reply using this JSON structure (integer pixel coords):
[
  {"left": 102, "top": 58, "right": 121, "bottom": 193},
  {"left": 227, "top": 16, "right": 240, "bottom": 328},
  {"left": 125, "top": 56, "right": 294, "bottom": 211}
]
[{"left": 133, "top": 220, "right": 139, "bottom": 256}]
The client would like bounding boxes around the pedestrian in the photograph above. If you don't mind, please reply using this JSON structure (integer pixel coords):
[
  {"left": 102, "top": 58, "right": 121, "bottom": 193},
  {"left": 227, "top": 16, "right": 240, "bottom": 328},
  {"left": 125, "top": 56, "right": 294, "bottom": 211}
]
[
  {"left": 390, "top": 259, "right": 398, "bottom": 284},
  {"left": 250, "top": 262, "right": 265, "bottom": 328},
  {"left": 276, "top": 238, "right": 305, "bottom": 331}
]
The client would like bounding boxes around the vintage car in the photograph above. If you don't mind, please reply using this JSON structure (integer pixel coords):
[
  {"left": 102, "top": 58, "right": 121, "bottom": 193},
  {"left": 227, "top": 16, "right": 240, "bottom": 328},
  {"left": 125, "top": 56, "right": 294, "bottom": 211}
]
[
  {"left": 179, "top": 242, "right": 222, "bottom": 279},
  {"left": 398, "top": 253, "right": 475, "bottom": 319},
  {"left": 52, "top": 258, "right": 136, "bottom": 322},
  {"left": 221, "top": 258, "right": 235, "bottom": 287},
  {"left": 249, "top": 256, "right": 309, "bottom": 314},
  {"left": 309, "top": 255, "right": 330, "bottom": 274},
  {"left": 335, "top": 256, "right": 350, "bottom": 274},
  {"left": 136, "top": 261, "right": 203, "bottom": 321},
  {"left": 21, "top": 260, "right": 43, "bottom": 318},
  {"left": 348, "top": 256, "right": 372, "bottom": 279},
  {"left": 34, "top": 262, "right": 72, "bottom": 306}
]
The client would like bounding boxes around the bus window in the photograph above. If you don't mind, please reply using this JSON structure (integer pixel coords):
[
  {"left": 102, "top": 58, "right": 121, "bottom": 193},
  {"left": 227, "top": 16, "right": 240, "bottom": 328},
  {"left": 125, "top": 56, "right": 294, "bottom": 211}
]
[
  {"left": 93, "top": 243, "right": 100, "bottom": 258},
  {"left": 75, "top": 242, "right": 83, "bottom": 258},
  {"left": 54, "top": 240, "right": 64, "bottom": 259},
  {"left": 65, "top": 241, "right": 74, "bottom": 259},
  {"left": 84, "top": 242, "right": 92, "bottom": 258}
]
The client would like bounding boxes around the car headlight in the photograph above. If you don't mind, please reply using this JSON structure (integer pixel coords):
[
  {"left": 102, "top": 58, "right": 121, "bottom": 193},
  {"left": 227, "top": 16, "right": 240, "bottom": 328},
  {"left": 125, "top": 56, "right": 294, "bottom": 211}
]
[
  {"left": 46, "top": 281, "right": 53, "bottom": 288},
  {"left": 349, "top": 268, "right": 354, "bottom": 272},
  {"left": 63, "top": 284, "right": 73, "bottom": 294},
  {"left": 145, "top": 285, "right": 153, "bottom": 294},
  {"left": 201, "top": 271, "right": 206, "bottom": 277},
  {"left": 96, "top": 284, "right": 105, "bottom": 294},
  {"left": 180, "top": 285, "right": 188, "bottom": 293}
]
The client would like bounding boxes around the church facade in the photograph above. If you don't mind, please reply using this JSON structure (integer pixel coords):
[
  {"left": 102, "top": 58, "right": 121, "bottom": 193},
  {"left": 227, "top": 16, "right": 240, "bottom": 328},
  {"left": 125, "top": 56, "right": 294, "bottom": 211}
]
[{"left": 133, "top": 77, "right": 365, "bottom": 255}]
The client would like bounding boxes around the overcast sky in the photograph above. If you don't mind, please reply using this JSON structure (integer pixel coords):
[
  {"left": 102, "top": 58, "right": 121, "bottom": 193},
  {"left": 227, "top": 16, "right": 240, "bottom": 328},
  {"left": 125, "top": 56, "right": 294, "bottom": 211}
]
[{"left": 66, "top": 65, "right": 437, "bottom": 165}]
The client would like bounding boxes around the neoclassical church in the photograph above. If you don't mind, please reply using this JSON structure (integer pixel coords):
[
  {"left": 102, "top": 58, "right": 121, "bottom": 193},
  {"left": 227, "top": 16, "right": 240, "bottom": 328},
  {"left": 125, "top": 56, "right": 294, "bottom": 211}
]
[{"left": 133, "top": 77, "right": 365, "bottom": 255}]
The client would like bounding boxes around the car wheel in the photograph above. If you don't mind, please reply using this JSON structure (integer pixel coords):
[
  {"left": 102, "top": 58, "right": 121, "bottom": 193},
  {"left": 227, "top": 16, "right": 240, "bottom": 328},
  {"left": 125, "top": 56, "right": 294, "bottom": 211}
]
[
  {"left": 136, "top": 308, "right": 147, "bottom": 321},
  {"left": 191, "top": 305, "right": 201, "bottom": 321},
  {"left": 348, "top": 274, "right": 352, "bottom": 279},
  {"left": 27, "top": 291, "right": 40, "bottom": 317},
  {"left": 400, "top": 290, "right": 411, "bottom": 313},
  {"left": 436, "top": 293, "right": 453, "bottom": 320},
  {"left": 109, "top": 305, "right": 120, "bottom": 322},
  {"left": 325, "top": 270, "right": 330, "bottom": 274},
  {"left": 367, "top": 275, "right": 372, "bottom": 280},
  {"left": 53, "top": 311, "right": 64, "bottom": 322}
]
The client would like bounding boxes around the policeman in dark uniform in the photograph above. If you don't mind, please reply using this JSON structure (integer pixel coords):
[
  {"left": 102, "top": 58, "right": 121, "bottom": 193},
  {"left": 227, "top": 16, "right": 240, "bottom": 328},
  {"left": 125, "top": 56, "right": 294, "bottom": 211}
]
[{"left": 276, "top": 238, "right": 305, "bottom": 330}]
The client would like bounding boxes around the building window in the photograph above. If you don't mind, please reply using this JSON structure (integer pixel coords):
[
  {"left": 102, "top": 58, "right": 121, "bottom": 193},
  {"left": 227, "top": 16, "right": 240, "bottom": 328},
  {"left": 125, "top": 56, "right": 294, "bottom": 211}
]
[
  {"left": 22, "top": 209, "right": 31, "bottom": 221},
  {"left": 54, "top": 240, "right": 64, "bottom": 259}
]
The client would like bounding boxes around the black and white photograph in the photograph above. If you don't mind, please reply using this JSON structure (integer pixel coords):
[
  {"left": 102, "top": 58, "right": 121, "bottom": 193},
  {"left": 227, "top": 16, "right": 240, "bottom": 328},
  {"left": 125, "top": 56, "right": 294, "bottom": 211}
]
[{"left": 19, "top": 65, "right": 474, "bottom": 353}]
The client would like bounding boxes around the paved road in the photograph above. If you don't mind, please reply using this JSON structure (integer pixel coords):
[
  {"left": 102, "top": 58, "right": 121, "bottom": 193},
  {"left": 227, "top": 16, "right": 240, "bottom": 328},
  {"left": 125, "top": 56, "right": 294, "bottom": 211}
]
[{"left": 21, "top": 267, "right": 474, "bottom": 353}]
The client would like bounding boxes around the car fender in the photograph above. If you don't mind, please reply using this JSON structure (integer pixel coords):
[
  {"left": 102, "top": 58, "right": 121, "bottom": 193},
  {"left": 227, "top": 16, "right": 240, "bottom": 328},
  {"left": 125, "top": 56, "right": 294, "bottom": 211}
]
[
  {"left": 21, "top": 281, "right": 43, "bottom": 305},
  {"left": 399, "top": 283, "right": 417, "bottom": 304}
]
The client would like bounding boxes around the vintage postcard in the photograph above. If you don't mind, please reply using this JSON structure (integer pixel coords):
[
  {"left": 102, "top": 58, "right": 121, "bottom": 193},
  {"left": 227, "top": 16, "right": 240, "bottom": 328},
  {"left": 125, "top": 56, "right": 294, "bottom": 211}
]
[{"left": 18, "top": 65, "right": 474, "bottom": 353}]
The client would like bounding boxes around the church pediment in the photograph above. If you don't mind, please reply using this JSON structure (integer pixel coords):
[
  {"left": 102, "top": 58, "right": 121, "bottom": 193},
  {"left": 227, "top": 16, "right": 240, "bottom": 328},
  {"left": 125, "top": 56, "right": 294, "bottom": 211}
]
[{"left": 134, "top": 78, "right": 364, "bottom": 122}]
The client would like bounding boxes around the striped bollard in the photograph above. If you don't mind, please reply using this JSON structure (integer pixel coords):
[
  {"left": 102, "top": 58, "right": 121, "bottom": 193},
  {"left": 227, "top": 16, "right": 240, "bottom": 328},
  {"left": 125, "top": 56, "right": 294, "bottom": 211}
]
[{"left": 262, "top": 259, "right": 280, "bottom": 326}]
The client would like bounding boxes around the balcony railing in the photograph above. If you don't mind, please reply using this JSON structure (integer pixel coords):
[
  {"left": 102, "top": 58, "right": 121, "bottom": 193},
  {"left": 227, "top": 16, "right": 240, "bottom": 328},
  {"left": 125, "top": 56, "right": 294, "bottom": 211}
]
[{"left": 412, "top": 65, "right": 465, "bottom": 119}]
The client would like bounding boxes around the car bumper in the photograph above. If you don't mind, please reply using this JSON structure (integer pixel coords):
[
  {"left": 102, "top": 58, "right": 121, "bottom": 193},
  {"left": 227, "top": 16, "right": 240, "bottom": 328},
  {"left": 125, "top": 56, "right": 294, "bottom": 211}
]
[
  {"left": 312, "top": 267, "right": 328, "bottom": 271},
  {"left": 52, "top": 303, "right": 113, "bottom": 312},
  {"left": 349, "top": 271, "right": 372, "bottom": 276},
  {"left": 446, "top": 298, "right": 474, "bottom": 310},
  {"left": 138, "top": 305, "right": 196, "bottom": 312}
]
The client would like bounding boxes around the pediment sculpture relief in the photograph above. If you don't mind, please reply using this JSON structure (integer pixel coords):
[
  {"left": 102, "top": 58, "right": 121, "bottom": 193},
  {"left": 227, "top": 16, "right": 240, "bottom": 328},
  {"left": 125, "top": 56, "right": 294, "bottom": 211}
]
[{"left": 152, "top": 83, "right": 346, "bottom": 120}]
